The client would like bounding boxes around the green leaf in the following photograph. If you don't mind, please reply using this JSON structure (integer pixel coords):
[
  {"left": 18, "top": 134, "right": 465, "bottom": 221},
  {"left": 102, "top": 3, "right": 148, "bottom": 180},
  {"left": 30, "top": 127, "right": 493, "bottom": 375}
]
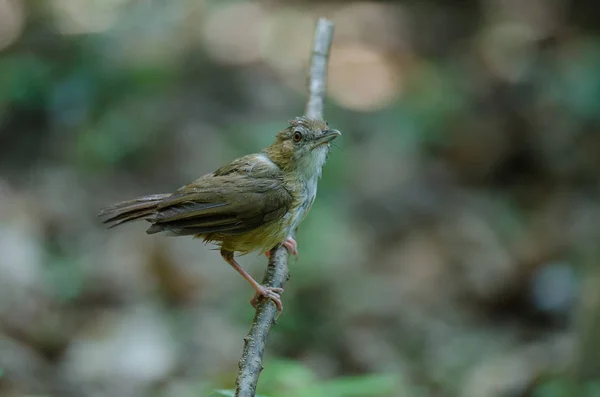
[
  {"left": 209, "top": 391, "right": 235, "bottom": 397},
  {"left": 533, "top": 378, "right": 580, "bottom": 397},
  {"left": 0, "top": 54, "right": 52, "bottom": 106},
  {"left": 209, "top": 390, "right": 268, "bottom": 397},
  {"left": 286, "top": 373, "right": 398, "bottom": 397},
  {"left": 584, "top": 382, "right": 600, "bottom": 397},
  {"left": 259, "top": 358, "right": 317, "bottom": 391}
]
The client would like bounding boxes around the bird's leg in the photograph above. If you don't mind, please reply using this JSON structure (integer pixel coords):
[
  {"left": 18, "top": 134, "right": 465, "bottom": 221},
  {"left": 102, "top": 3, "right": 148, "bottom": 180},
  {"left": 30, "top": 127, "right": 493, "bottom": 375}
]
[
  {"left": 221, "top": 249, "right": 283, "bottom": 312},
  {"left": 264, "top": 237, "right": 299, "bottom": 259}
]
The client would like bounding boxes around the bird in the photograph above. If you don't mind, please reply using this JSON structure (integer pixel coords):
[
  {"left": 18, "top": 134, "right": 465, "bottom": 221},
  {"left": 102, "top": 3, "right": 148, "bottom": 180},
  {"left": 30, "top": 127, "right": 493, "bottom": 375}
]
[{"left": 98, "top": 116, "right": 341, "bottom": 313}]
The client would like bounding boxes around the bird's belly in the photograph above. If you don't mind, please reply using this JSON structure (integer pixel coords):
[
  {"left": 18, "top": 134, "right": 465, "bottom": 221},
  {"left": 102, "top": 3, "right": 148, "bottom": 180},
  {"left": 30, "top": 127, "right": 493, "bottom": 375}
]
[
  {"left": 202, "top": 179, "right": 317, "bottom": 255},
  {"left": 202, "top": 220, "right": 290, "bottom": 255}
]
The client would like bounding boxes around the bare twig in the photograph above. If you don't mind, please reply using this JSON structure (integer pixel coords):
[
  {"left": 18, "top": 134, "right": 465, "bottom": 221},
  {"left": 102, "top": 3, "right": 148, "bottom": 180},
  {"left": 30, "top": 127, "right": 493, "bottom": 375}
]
[
  {"left": 305, "top": 19, "right": 335, "bottom": 120},
  {"left": 234, "top": 18, "right": 335, "bottom": 397}
]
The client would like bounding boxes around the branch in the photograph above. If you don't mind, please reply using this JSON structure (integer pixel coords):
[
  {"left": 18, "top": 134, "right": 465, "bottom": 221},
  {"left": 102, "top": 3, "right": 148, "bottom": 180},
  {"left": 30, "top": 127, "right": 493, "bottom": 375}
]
[
  {"left": 234, "top": 18, "right": 335, "bottom": 397},
  {"left": 305, "top": 19, "right": 335, "bottom": 120}
]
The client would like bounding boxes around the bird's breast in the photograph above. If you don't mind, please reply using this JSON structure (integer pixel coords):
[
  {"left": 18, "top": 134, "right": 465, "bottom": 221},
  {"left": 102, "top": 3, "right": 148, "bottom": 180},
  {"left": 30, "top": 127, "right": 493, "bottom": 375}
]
[{"left": 286, "top": 175, "right": 318, "bottom": 234}]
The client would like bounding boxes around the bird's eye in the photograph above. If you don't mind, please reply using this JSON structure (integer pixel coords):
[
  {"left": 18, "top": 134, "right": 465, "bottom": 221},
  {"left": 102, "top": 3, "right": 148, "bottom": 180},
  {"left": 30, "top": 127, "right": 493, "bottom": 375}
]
[{"left": 293, "top": 131, "right": 303, "bottom": 142}]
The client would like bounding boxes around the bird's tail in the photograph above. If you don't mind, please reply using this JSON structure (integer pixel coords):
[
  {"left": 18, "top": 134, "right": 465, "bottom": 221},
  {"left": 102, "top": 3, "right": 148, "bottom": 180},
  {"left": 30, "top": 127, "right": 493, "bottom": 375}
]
[{"left": 98, "top": 193, "right": 171, "bottom": 228}]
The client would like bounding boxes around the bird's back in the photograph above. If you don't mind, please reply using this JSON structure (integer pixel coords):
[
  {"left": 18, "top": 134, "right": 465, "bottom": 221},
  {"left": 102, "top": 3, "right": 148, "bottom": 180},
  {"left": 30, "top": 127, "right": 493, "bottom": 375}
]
[{"left": 99, "top": 153, "right": 297, "bottom": 255}]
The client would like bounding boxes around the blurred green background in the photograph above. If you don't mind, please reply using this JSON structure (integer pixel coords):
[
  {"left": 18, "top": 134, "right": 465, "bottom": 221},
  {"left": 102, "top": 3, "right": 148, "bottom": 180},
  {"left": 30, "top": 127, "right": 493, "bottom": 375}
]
[{"left": 1, "top": 0, "right": 600, "bottom": 396}]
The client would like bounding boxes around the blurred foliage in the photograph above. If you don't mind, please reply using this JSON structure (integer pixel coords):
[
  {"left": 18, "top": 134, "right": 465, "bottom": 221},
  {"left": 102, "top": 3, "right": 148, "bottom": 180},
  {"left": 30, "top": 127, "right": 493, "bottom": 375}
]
[
  {"left": 208, "top": 359, "right": 400, "bottom": 397},
  {"left": 533, "top": 379, "right": 600, "bottom": 397},
  {"left": 2, "top": 0, "right": 600, "bottom": 397}
]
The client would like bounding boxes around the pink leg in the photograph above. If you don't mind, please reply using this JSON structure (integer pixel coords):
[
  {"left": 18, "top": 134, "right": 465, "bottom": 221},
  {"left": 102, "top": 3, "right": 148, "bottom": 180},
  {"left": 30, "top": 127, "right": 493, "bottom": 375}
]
[
  {"left": 222, "top": 250, "right": 283, "bottom": 312},
  {"left": 264, "top": 237, "right": 299, "bottom": 259}
]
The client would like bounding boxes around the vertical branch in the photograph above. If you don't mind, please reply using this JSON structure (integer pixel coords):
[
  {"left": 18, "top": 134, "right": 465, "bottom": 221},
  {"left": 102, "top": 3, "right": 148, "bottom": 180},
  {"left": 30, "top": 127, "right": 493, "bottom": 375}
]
[
  {"left": 234, "top": 18, "right": 335, "bottom": 397},
  {"left": 305, "top": 19, "right": 335, "bottom": 120}
]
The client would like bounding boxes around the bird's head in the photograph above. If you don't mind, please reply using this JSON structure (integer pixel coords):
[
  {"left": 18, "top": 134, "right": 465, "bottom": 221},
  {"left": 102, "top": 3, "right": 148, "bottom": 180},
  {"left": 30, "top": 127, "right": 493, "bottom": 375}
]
[{"left": 264, "top": 116, "right": 341, "bottom": 179}]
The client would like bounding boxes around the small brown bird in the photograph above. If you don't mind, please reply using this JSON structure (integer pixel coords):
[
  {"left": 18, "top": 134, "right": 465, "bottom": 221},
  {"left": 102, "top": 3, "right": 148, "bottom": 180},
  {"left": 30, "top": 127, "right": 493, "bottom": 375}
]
[{"left": 98, "top": 117, "right": 340, "bottom": 312}]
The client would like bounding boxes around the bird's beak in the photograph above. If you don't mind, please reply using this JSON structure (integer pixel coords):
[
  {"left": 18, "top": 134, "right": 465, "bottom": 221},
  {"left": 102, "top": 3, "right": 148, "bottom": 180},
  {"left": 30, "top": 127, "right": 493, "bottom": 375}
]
[{"left": 312, "top": 129, "right": 341, "bottom": 148}]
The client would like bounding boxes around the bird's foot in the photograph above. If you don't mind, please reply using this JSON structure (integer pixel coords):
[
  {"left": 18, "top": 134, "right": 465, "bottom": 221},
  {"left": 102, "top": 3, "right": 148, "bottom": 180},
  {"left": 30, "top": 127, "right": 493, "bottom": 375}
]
[
  {"left": 264, "top": 237, "right": 299, "bottom": 259},
  {"left": 250, "top": 285, "right": 284, "bottom": 313},
  {"left": 283, "top": 237, "right": 299, "bottom": 259}
]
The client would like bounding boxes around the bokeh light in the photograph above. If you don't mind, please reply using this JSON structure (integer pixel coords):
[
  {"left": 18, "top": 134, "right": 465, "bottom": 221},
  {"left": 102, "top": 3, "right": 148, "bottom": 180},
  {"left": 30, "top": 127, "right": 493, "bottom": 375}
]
[
  {"left": 50, "top": 0, "right": 125, "bottom": 35},
  {"left": 200, "top": 2, "right": 265, "bottom": 65},
  {"left": 0, "top": 0, "right": 25, "bottom": 51},
  {"left": 329, "top": 43, "right": 402, "bottom": 111},
  {"left": 1, "top": 1, "right": 600, "bottom": 396},
  {"left": 259, "top": 7, "right": 315, "bottom": 75}
]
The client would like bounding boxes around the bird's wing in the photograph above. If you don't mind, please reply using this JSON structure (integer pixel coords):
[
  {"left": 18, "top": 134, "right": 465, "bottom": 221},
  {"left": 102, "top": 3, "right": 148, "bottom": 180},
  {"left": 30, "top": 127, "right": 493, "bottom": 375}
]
[{"left": 146, "top": 172, "right": 293, "bottom": 236}]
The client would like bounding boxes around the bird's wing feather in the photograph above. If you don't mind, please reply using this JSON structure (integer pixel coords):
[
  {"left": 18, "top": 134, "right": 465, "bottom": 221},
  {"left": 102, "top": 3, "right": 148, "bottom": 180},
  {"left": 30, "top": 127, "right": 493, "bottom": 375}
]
[{"left": 146, "top": 172, "right": 293, "bottom": 236}]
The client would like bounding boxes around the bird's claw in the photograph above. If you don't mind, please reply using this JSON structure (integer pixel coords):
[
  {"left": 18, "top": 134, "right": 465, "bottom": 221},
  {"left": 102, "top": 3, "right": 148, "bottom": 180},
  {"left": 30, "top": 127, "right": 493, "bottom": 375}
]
[
  {"left": 250, "top": 286, "right": 284, "bottom": 313},
  {"left": 283, "top": 237, "right": 299, "bottom": 259},
  {"left": 265, "top": 237, "right": 299, "bottom": 259}
]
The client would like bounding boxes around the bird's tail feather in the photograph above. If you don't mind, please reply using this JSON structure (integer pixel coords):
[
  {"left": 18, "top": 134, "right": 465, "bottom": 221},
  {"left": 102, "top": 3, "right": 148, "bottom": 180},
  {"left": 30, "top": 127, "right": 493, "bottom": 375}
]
[{"left": 98, "top": 193, "right": 171, "bottom": 228}]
